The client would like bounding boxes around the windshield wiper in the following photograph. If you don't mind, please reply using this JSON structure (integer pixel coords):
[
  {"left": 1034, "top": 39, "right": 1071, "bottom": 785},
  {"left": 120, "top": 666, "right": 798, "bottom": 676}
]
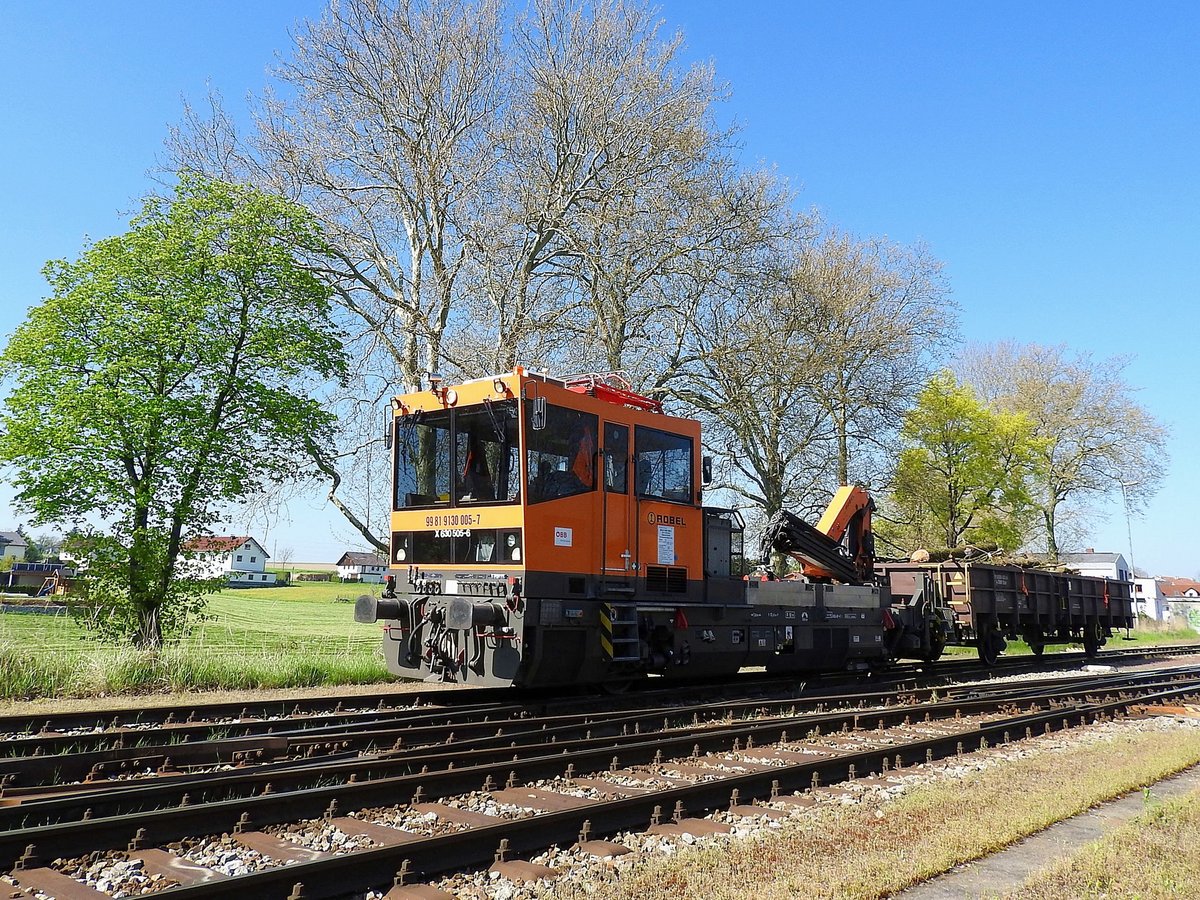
[{"left": 482, "top": 398, "right": 508, "bottom": 443}]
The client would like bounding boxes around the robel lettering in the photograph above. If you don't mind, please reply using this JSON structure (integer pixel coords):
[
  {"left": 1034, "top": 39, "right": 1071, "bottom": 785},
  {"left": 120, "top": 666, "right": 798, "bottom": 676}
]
[{"left": 646, "top": 513, "right": 686, "bottom": 526}]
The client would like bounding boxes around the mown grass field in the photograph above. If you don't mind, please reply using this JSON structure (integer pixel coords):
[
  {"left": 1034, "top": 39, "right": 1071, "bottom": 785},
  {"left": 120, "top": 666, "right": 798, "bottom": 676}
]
[
  {"left": 1, "top": 581, "right": 1195, "bottom": 701},
  {"left": 1009, "top": 784, "right": 1200, "bottom": 899},
  {"left": 0, "top": 580, "right": 390, "bottom": 699}
]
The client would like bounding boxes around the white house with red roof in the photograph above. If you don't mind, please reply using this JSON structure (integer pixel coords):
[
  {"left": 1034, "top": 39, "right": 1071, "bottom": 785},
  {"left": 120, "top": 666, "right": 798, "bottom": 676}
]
[
  {"left": 182, "top": 535, "right": 277, "bottom": 586},
  {"left": 1132, "top": 577, "right": 1171, "bottom": 622},
  {"left": 1161, "top": 577, "right": 1200, "bottom": 626},
  {"left": 336, "top": 551, "right": 389, "bottom": 583},
  {"left": 1160, "top": 577, "right": 1200, "bottom": 599}
]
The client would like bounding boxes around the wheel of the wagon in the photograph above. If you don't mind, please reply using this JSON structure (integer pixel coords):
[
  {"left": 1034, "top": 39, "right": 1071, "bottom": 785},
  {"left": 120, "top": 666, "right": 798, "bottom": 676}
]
[
  {"left": 1082, "top": 618, "right": 1102, "bottom": 658},
  {"left": 600, "top": 676, "right": 643, "bottom": 695},
  {"left": 1024, "top": 626, "right": 1046, "bottom": 658},
  {"left": 976, "top": 619, "right": 1003, "bottom": 667},
  {"left": 923, "top": 621, "right": 947, "bottom": 664}
]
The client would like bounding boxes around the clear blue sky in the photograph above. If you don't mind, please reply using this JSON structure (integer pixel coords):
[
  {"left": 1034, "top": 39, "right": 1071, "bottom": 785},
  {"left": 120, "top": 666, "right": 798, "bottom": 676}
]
[{"left": 1, "top": 1, "right": 1196, "bottom": 574}]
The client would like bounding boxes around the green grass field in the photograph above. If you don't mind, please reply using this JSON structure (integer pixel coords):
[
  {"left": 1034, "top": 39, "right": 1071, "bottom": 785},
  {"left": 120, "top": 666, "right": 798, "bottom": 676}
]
[
  {"left": 0, "top": 580, "right": 391, "bottom": 699},
  {"left": 0, "top": 582, "right": 1196, "bottom": 701},
  {"left": 985, "top": 621, "right": 1200, "bottom": 657}
]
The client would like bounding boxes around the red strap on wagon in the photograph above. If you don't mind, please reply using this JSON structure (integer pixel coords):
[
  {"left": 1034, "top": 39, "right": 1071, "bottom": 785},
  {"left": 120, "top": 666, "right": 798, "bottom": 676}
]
[{"left": 1103, "top": 580, "right": 1110, "bottom": 607}]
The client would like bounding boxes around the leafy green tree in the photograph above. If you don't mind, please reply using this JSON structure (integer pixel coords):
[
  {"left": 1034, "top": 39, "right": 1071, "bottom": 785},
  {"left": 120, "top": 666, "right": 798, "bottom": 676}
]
[
  {"left": 958, "top": 342, "right": 1169, "bottom": 559},
  {"left": 0, "top": 174, "right": 346, "bottom": 646},
  {"left": 883, "top": 372, "right": 1039, "bottom": 552}
]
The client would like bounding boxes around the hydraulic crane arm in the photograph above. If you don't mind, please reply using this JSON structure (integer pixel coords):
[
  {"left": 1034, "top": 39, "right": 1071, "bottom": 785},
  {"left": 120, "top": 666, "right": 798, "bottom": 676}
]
[{"left": 759, "top": 485, "right": 876, "bottom": 584}]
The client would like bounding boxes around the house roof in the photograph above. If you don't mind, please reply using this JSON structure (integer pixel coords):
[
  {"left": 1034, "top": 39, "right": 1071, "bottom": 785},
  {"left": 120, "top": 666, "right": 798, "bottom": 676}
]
[
  {"left": 0, "top": 531, "right": 28, "bottom": 548},
  {"left": 1160, "top": 577, "right": 1200, "bottom": 598},
  {"left": 1057, "top": 552, "right": 1124, "bottom": 565},
  {"left": 183, "top": 535, "right": 267, "bottom": 555},
  {"left": 337, "top": 551, "right": 388, "bottom": 567}
]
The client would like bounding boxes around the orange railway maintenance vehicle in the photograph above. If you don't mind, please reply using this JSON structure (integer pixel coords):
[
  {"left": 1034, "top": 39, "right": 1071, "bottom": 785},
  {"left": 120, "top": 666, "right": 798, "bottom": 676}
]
[{"left": 354, "top": 369, "right": 1134, "bottom": 688}]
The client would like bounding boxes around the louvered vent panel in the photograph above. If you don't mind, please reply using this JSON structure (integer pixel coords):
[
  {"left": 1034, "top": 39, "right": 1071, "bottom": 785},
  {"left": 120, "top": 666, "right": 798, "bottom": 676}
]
[{"left": 646, "top": 565, "right": 688, "bottom": 593}]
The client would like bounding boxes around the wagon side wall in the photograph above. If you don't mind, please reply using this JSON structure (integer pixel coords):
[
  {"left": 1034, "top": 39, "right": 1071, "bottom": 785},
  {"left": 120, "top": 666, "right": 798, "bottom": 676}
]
[{"left": 878, "top": 562, "right": 1134, "bottom": 640}]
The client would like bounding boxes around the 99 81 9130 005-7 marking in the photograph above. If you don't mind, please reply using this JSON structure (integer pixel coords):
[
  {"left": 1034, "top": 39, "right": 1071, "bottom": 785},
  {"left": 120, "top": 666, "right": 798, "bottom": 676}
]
[{"left": 424, "top": 513, "right": 482, "bottom": 528}]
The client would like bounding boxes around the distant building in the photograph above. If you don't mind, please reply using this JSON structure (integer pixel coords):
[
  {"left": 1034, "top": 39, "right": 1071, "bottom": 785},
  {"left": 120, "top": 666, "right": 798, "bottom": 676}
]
[
  {"left": 1055, "top": 550, "right": 1131, "bottom": 583},
  {"left": 1161, "top": 578, "right": 1200, "bottom": 632},
  {"left": 336, "top": 551, "right": 389, "bottom": 583},
  {"left": 182, "top": 535, "right": 277, "bottom": 587},
  {"left": 0, "top": 531, "right": 28, "bottom": 561},
  {"left": 5, "top": 562, "right": 75, "bottom": 596},
  {"left": 1160, "top": 577, "right": 1200, "bottom": 599},
  {"left": 1132, "top": 577, "right": 1171, "bottom": 622}
]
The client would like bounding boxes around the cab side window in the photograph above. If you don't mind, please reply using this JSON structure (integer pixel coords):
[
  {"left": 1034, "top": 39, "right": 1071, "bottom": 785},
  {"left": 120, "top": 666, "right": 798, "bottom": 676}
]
[
  {"left": 526, "top": 404, "right": 598, "bottom": 503},
  {"left": 634, "top": 426, "right": 692, "bottom": 502},
  {"left": 604, "top": 423, "right": 628, "bottom": 493}
]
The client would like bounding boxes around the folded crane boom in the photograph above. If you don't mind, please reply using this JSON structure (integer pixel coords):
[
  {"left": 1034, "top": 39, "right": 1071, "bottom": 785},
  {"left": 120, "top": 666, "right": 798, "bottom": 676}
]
[{"left": 760, "top": 485, "right": 876, "bottom": 583}]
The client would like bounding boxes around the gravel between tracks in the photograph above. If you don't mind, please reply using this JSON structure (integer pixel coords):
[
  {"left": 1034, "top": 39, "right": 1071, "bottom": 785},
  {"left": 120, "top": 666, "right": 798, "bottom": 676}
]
[{"left": 354, "top": 713, "right": 1200, "bottom": 900}]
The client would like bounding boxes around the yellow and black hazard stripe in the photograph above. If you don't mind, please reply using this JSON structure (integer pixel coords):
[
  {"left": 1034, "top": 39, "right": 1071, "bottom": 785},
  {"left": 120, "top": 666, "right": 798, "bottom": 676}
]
[{"left": 600, "top": 602, "right": 614, "bottom": 660}]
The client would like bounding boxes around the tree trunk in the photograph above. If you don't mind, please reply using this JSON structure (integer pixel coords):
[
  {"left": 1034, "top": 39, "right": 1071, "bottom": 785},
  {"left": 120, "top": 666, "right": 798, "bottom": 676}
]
[
  {"left": 129, "top": 491, "right": 164, "bottom": 649},
  {"left": 836, "top": 419, "right": 849, "bottom": 486},
  {"left": 1043, "top": 503, "right": 1059, "bottom": 560}
]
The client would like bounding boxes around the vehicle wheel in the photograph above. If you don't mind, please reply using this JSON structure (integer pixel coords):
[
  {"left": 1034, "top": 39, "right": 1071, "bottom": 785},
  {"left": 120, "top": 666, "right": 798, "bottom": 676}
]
[
  {"left": 1082, "top": 618, "right": 1101, "bottom": 658},
  {"left": 600, "top": 677, "right": 640, "bottom": 695},
  {"left": 923, "top": 622, "right": 947, "bottom": 664},
  {"left": 1024, "top": 626, "right": 1046, "bottom": 658},
  {"left": 976, "top": 619, "right": 1003, "bottom": 667}
]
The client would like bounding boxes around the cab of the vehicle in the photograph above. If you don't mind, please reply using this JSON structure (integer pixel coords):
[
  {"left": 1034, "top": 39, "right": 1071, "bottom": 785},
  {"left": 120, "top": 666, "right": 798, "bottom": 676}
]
[{"left": 358, "top": 368, "right": 733, "bottom": 685}]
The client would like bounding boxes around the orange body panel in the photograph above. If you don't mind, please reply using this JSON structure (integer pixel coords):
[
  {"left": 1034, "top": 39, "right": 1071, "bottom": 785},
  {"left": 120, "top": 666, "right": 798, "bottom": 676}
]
[
  {"left": 514, "top": 376, "right": 702, "bottom": 578},
  {"left": 388, "top": 370, "right": 704, "bottom": 581}
]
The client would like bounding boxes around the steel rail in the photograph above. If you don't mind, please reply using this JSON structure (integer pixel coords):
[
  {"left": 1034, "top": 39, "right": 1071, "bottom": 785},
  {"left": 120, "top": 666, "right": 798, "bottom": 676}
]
[
  {"left": 65, "top": 681, "right": 1200, "bottom": 900},
  {"left": 1, "top": 640, "right": 1190, "bottom": 739},
  {"left": 4, "top": 670, "right": 1197, "bottom": 870},
  {"left": 5, "top": 663, "right": 1197, "bottom": 827},
  {"left": 4, "top": 641, "right": 1191, "bottom": 787}
]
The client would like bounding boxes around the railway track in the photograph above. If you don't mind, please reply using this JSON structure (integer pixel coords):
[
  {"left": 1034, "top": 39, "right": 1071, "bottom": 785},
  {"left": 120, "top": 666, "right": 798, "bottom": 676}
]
[
  {"left": 2, "top": 640, "right": 1191, "bottom": 750},
  {"left": 1, "top": 645, "right": 1197, "bottom": 899},
  {"left": 0, "top": 643, "right": 1192, "bottom": 799}
]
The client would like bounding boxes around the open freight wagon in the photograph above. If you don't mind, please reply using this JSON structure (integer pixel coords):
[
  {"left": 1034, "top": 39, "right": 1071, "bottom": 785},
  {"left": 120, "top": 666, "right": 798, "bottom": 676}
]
[{"left": 878, "top": 561, "right": 1135, "bottom": 664}]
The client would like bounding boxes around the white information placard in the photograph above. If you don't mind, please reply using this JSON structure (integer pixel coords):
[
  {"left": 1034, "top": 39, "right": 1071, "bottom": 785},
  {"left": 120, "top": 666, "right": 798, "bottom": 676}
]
[
  {"left": 657, "top": 525, "right": 675, "bottom": 564},
  {"left": 554, "top": 527, "right": 573, "bottom": 547}
]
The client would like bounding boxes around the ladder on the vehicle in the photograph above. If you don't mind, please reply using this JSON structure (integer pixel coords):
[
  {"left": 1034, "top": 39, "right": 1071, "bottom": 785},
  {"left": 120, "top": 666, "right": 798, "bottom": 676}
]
[{"left": 601, "top": 603, "right": 641, "bottom": 663}]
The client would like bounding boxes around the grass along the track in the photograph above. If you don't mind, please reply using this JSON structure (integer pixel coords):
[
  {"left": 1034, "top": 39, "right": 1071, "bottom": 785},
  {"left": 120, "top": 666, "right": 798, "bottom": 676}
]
[
  {"left": 1007, "top": 785, "right": 1200, "bottom": 899},
  {"left": 935, "top": 618, "right": 1199, "bottom": 659},
  {"left": 1006, "top": 619, "right": 1198, "bottom": 656},
  {"left": 547, "top": 719, "right": 1200, "bottom": 900},
  {"left": 0, "top": 581, "right": 1194, "bottom": 700},
  {"left": 0, "top": 580, "right": 388, "bottom": 700}
]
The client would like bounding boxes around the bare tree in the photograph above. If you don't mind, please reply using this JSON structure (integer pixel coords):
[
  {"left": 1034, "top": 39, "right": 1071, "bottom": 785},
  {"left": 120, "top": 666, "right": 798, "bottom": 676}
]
[
  {"left": 169, "top": 0, "right": 505, "bottom": 550},
  {"left": 672, "top": 220, "right": 837, "bottom": 526},
  {"left": 958, "top": 342, "right": 1169, "bottom": 558},
  {"left": 447, "top": 0, "right": 770, "bottom": 390},
  {"left": 671, "top": 215, "right": 956, "bottom": 545},
  {"left": 794, "top": 225, "right": 955, "bottom": 489},
  {"left": 167, "top": 0, "right": 785, "bottom": 548}
]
